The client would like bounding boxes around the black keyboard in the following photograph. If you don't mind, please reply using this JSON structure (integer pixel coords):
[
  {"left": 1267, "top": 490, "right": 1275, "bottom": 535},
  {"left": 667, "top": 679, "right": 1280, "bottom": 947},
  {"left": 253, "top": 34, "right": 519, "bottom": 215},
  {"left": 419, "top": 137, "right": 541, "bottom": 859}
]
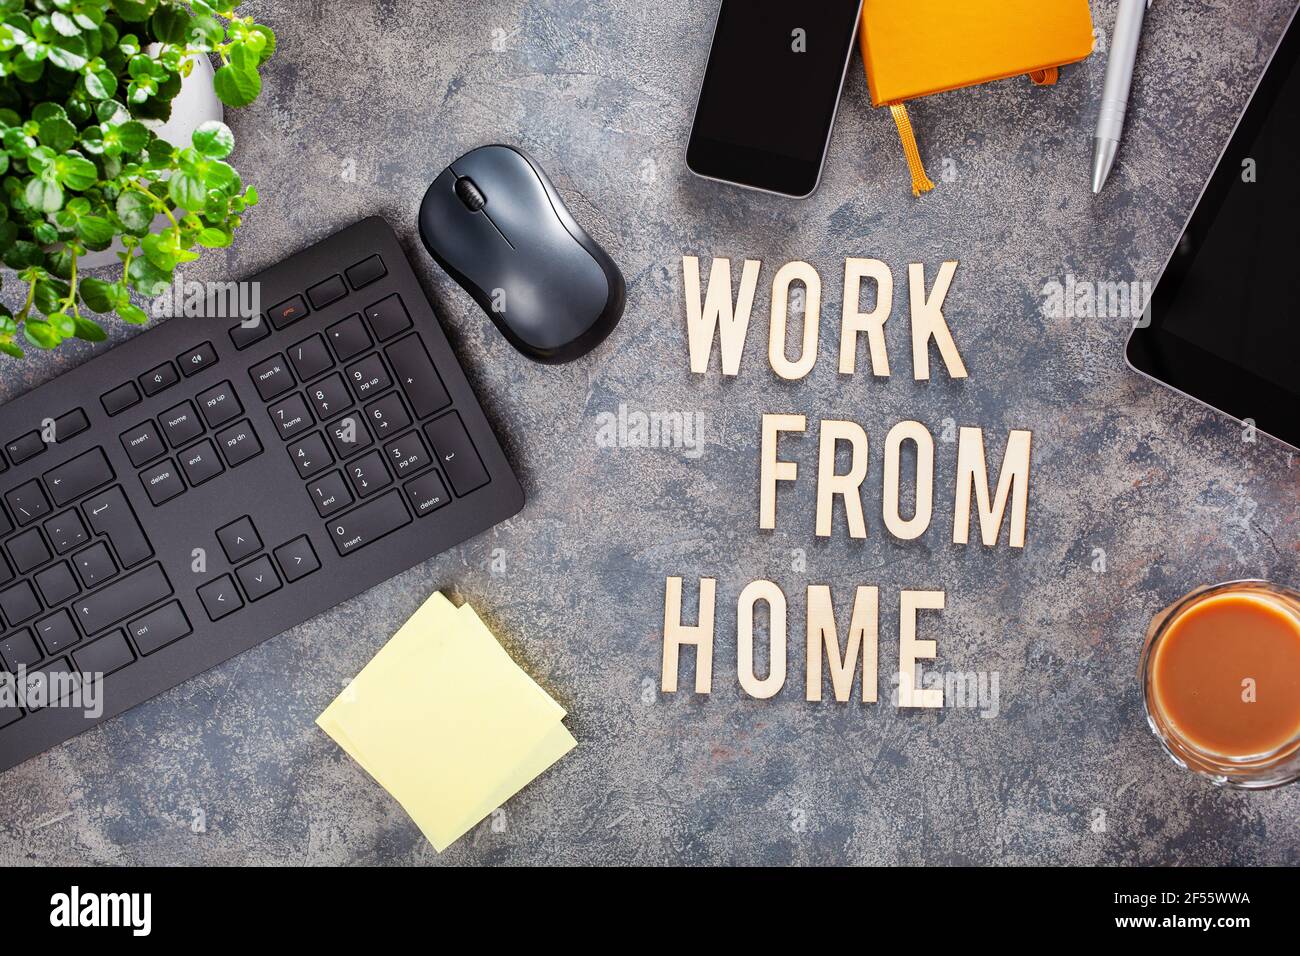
[{"left": 0, "top": 217, "right": 524, "bottom": 771}]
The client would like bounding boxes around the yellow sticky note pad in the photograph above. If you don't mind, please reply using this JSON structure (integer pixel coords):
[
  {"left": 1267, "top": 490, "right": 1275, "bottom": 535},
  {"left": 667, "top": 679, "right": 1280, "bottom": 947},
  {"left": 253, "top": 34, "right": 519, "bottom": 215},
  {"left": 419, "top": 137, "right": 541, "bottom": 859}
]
[{"left": 317, "top": 593, "right": 573, "bottom": 852}]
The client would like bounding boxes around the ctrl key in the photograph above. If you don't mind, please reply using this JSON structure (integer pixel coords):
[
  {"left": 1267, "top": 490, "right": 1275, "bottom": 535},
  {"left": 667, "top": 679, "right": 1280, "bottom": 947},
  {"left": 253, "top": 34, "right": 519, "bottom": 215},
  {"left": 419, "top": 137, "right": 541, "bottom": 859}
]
[{"left": 129, "top": 601, "right": 192, "bottom": 653}]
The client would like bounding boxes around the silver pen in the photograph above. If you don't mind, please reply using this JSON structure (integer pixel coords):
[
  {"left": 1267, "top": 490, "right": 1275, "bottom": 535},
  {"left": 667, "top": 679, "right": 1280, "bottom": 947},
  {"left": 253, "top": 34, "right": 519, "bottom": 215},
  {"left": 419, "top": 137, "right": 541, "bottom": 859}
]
[{"left": 1092, "top": 0, "right": 1151, "bottom": 193}]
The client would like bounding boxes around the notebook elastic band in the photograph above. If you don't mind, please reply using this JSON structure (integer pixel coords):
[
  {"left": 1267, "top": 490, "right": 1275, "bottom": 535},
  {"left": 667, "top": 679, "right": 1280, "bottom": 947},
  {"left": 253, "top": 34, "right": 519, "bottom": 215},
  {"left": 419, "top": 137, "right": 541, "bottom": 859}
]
[
  {"left": 889, "top": 104, "right": 935, "bottom": 197},
  {"left": 1028, "top": 67, "right": 1059, "bottom": 86}
]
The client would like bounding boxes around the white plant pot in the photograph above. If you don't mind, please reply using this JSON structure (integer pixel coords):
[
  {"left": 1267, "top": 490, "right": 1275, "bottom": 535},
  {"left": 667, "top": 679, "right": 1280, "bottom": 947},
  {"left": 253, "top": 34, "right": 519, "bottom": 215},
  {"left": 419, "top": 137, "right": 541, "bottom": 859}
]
[{"left": 77, "top": 52, "right": 224, "bottom": 271}]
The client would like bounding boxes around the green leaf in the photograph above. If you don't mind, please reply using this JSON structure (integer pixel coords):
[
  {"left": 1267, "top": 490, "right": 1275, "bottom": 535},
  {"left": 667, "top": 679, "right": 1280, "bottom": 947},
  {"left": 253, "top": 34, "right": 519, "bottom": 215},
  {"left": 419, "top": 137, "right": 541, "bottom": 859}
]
[
  {"left": 250, "top": 24, "right": 276, "bottom": 64},
  {"left": 79, "top": 276, "right": 117, "bottom": 312},
  {"left": 118, "top": 301, "right": 148, "bottom": 324},
  {"left": 167, "top": 169, "right": 205, "bottom": 210},
  {"left": 191, "top": 120, "right": 233, "bottom": 158},
  {"left": 25, "top": 176, "right": 63, "bottom": 211},
  {"left": 55, "top": 153, "right": 97, "bottom": 189},
  {"left": 114, "top": 1, "right": 158, "bottom": 24},
  {"left": 116, "top": 189, "right": 153, "bottom": 230},
  {"left": 72, "top": 314, "right": 106, "bottom": 341},
  {"left": 48, "top": 311, "right": 76, "bottom": 337},
  {"left": 212, "top": 63, "right": 260, "bottom": 107},
  {"left": 50, "top": 12, "right": 80, "bottom": 37},
  {"left": 46, "top": 37, "right": 88, "bottom": 71},
  {"left": 128, "top": 252, "right": 171, "bottom": 295},
  {"left": 23, "top": 319, "right": 62, "bottom": 349},
  {"left": 84, "top": 65, "right": 116, "bottom": 99},
  {"left": 37, "top": 115, "right": 76, "bottom": 150},
  {"left": 116, "top": 119, "right": 148, "bottom": 152},
  {"left": 196, "top": 226, "right": 229, "bottom": 247},
  {"left": 3, "top": 240, "right": 44, "bottom": 269},
  {"left": 0, "top": 340, "right": 24, "bottom": 359},
  {"left": 75, "top": 214, "right": 114, "bottom": 247},
  {"left": 150, "top": 5, "right": 192, "bottom": 44}
]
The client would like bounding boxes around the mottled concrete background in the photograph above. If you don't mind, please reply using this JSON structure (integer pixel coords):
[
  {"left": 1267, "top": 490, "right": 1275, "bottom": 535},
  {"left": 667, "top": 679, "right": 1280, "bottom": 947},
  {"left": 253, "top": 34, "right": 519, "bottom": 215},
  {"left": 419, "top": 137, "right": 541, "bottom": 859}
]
[{"left": 2, "top": 0, "right": 1298, "bottom": 865}]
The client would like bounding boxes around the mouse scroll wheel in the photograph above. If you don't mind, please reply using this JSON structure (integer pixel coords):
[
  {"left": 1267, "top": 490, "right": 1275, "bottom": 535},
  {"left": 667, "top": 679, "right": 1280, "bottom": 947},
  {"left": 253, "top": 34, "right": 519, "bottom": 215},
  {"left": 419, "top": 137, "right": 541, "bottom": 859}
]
[{"left": 454, "top": 176, "right": 487, "bottom": 212}]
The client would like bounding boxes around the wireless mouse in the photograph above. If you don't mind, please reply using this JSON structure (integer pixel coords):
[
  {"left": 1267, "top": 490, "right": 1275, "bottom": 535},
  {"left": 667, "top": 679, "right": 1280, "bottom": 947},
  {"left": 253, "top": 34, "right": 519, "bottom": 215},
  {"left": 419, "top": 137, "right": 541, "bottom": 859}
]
[{"left": 418, "top": 144, "right": 625, "bottom": 363}]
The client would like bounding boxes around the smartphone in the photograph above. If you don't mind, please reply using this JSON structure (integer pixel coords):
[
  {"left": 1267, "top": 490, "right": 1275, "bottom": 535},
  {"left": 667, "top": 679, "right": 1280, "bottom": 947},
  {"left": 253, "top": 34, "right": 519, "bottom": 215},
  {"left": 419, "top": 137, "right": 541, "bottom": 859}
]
[{"left": 686, "top": 0, "right": 863, "bottom": 198}]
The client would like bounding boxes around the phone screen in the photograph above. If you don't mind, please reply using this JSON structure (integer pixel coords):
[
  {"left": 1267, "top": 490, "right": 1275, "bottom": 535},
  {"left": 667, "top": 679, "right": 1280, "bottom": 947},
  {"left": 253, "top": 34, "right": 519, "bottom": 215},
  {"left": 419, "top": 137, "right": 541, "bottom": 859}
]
[{"left": 687, "top": 0, "right": 863, "bottom": 197}]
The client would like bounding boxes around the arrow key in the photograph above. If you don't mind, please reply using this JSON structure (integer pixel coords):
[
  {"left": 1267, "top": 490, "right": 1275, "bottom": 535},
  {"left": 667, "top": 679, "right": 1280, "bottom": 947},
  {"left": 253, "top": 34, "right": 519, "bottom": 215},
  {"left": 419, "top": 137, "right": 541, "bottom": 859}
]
[
  {"left": 273, "top": 535, "right": 319, "bottom": 583},
  {"left": 216, "top": 515, "right": 262, "bottom": 563},
  {"left": 198, "top": 574, "right": 243, "bottom": 622},
  {"left": 236, "top": 555, "right": 281, "bottom": 602}
]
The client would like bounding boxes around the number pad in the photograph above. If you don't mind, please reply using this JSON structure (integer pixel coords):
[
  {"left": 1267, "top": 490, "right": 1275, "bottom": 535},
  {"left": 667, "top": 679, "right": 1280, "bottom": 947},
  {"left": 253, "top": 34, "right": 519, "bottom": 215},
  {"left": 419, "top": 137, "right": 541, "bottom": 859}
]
[
  {"left": 384, "top": 431, "right": 429, "bottom": 478},
  {"left": 268, "top": 393, "right": 314, "bottom": 440},
  {"left": 287, "top": 433, "right": 332, "bottom": 479},
  {"left": 325, "top": 414, "right": 372, "bottom": 459},
  {"left": 346, "top": 450, "right": 391, "bottom": 498},
  {"left": 288, "top": 334, "right": 333, "bottom": 381},
  {"left": 364, "top": 393, "right": 411, "bottom": 441},
  {"left": 345, "top": 354, "right": 391, "bottom": 401},
  {"left": 308, "top": 373, "right": 352, "bottom": 419}
]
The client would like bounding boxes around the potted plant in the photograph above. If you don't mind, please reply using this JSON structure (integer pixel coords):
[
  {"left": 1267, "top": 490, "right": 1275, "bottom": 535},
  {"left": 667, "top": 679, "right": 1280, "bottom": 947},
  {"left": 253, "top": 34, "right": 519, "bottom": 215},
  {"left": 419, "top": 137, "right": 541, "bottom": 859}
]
[{"left": 0, "top": 0, "right": 275, "bottom": 358}]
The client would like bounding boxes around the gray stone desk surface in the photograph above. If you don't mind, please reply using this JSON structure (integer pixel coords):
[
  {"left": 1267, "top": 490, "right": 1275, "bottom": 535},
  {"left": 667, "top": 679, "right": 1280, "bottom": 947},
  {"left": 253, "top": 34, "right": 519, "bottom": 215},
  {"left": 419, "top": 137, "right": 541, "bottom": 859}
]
[{"left": 2, "top": 0, "right": 1298, "bottom": 865}]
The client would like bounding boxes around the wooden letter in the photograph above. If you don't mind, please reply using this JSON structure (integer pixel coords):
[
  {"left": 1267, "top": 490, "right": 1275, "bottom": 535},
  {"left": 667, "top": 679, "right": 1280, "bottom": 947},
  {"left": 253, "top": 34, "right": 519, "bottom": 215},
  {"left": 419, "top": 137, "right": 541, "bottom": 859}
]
[
  {"left": 882, "top": 420, "right": 934, "bottom": 540},
  {"left": 683, "top": 255, "right": 761, "bottom": 376},
  {"left": 759, "top": 413, "right": 806, "bottom": 530},
  {"left": 661, "top": 576, "right": 716, "bottom": 694},
  {"left": 839, "top": 258, "right": 893, "bottom": 376},
  {"left": 898, "top": 589, "right": 944, "bottom": 708},
  {"left": 952, "top": 427, "right": 1032, "bottom": 548},
  {"left": 806, "top": 585, "right": 878, "bottom": 702},
  {"left": 737, "top": 580, "right": 787, "bottom": 699},
  {"left": 909, "top": 260, "right": 968, "bottom": 380},
  {"left": 814, "top": 419, "right": 868, "bottom": 539},
  {"left": 768, "top": 260, "right": 821, "bottom": 381}
]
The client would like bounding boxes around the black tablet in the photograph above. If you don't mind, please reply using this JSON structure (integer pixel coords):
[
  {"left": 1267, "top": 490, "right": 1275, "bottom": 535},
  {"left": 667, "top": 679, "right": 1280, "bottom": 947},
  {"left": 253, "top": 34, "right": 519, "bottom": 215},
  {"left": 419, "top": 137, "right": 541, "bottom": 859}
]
[{"left": 1126, "top": 6, "right": 1300, "bottom": 449}]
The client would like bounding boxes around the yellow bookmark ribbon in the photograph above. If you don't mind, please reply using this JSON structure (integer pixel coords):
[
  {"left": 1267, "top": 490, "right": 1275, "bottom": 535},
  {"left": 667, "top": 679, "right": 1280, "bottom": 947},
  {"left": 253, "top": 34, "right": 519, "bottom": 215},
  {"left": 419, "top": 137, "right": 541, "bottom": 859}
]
[{"left": 889, "top": 104, "right": 935, "bottom": 197}]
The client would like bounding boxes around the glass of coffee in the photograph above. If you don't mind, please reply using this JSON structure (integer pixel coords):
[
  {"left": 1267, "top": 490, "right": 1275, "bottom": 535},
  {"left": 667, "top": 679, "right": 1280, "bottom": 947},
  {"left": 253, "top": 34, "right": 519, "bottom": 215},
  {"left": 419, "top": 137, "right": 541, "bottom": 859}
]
[{"left": 1140, "top": 580, "right": 1300, "bottom": 789}]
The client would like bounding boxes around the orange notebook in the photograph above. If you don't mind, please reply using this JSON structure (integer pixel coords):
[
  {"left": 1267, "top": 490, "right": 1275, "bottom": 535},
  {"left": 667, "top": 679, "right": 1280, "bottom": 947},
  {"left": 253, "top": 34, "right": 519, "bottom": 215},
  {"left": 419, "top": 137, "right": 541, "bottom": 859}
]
[{"left": 859, "top": 0, "right": 1094, "bottom": 194}]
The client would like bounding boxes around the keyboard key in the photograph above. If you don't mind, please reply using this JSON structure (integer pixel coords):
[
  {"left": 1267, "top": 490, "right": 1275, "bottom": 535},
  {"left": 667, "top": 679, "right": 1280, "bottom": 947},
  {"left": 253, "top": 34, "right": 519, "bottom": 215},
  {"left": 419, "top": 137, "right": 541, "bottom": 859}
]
[
  {"left": 141, "top": 460, "right": 185, "bottom": 505},
  {"left": 326, "top": 314, "right": 371, "bottom": 361},
  {"left": 326, "top": 413, "right": 372, "bottom": 459},
  {"left": 307, "top": 274, "right": 347, "bottom": 309},
  {"left": 73, "top": 542, "right": 117, "bottom": 589},
  {"left": 273, "top": 535, "right": 320, "bottom": 581},
  {"left": 178, "top": 341, "right": 217, "bottom": 376},
  {"left": 216, "top": 516, "right": 262, "bottom": 563},
  {"left": 72, "top": 562, "right": 172, "bottom": 634},
  {"left": 6, "top": 480, "right": 50, "bottom": 525},
  {"left": 0, "top": 504, "right": 10, "bottom": 539},
  {"left": 19, "top": 658, "right": 79, "bottom": 709},
  {"left": 129, "top": 600, "right": 192, "bottom": 652},
  {"left": 423, "top": 413, "right": 489, "bottom": 496},
  {"left": 44, "top": 447, "right": 115, "bottom": 506},
  {"left": 8, "top": 527, "right": 51, "bottom": 574},
  {"left": 120, "top": 421, "right": 166, "bottom": 467},
  {"left": 268, "top": 295, "right": 309, "bottom": 329},
  {"left": 249, "top": 354, "right": 295, "bottom": 402},
  {"left": 6, "top": 430, "right": 44, "bottom": 465},
  {"left": 73, "top": 630, "right": 135, "bottom": 675},
  {"left": 364, "top": 393, "right": 411, "bottom": 440},
  {"left": 35, "top": 609, "right": 81, "bottom": 655},
  {"left": 327, "top": 490, "right": 410, "bottom": 556},
  {"left": 236, "top": 555, "right": 280, "bottom": 602},
  {"left": 197, "top": 380, "right": 243, "bottom": 428},
  {"left": 0, "top": 581, "right": 41, "bottom": 625},
  {"left": 52, "top": 408, "right": 89, "bottom": 442},
  {"left": 139, "top": 361, "right": 179, "bottom": 397},
  {"left": 346, "top": 450, "right": 391, "bottom": 498},
  {"left": 384, "top": 431, "right": 430, "bottom": 478},
  {"left": 82, "top": 487, "right": 152, "bottom": 567},
  {"left": 405, "top": 471, "right": 450, "bottom": 517},
  {"left": 363, "top": 293, "right": 412, "bottom": 341},
  {"left": 35, "top": 562, "right": 78, "bottom": 608},
  {"left": 216, "top": 420, "right": 262, "bottom": 468},
  {"left": 0, "top": 554, "right": 12, "bottom": 588},
  {"left": 268, "top": 394, "right": 313, "bottom": 440},
  {"left": 159, "top": 400, "right": 204, "bottom": 447},
  {"left": 345, "top": 254, "right": 386, "bottom": 290},
  {"left": 307, "top": 471, "right": 353, "bottom": 517},
  {"left": 229, "top": 315, "right": 270, "bottom": 350},
  {"left": 288, "top": 334, "right": 333, "bottom": 381},
  {"left": 307, "top": 373, "right": 352, "bottom": 419},
  {"left": 288, "top": 433, "right": 332, "bottom": 479},
  {"left": 0, "top": 628, "right": 40, "bottom": 669},
  {"left": 43, "top": 510, "right": 88, "bottom": 554},
  {"left": 179, "top": 439, "right": 224, "bottom": 486},
  {"left": 101, "top": 381, "right": 141, "bottom": 416},
  {"left": 386, "top": 335, "right": 450, "bottom": 418},
  {"left": 345, "top": 354, "right": 391, "bottom": 401}
]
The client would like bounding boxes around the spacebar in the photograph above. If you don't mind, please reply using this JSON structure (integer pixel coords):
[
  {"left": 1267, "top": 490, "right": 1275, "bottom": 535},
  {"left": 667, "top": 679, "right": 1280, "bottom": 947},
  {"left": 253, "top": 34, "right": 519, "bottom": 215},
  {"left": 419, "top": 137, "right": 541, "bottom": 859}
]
[
  {"left": 73, "top": 563, "right": 173, "bottom": 635},
  {"left": 329, "top": 491, "right": 410, "bottom": 555}
]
